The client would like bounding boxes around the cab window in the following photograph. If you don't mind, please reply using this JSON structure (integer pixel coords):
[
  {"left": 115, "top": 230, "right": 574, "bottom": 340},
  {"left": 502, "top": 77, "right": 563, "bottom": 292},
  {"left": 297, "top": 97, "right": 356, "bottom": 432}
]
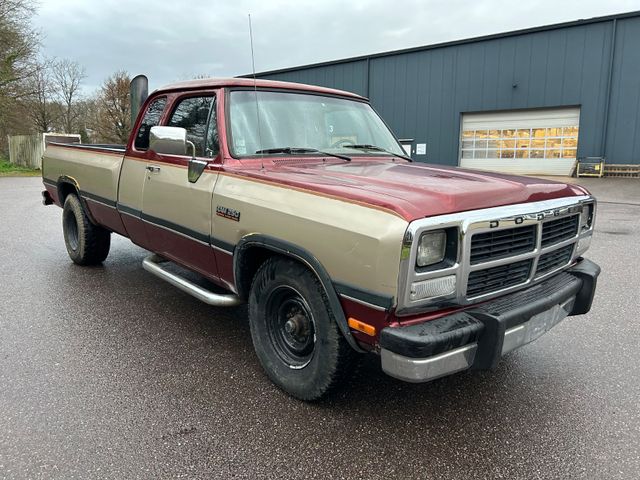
[
  {"left": 168, "top": 95, "right": 218, "bottom": 158},
  {"left": 134, "top": 96, "right": 167, "bottom": 150}
]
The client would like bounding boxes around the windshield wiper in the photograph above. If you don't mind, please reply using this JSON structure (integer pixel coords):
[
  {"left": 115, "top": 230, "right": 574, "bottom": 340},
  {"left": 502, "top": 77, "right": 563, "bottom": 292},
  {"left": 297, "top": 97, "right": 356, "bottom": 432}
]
[
  {"left": 343, "top": 144, "right": 412, "bottom": 162},
  {"left": 255, "top": 147, "right": 351, "bottom": 162}
]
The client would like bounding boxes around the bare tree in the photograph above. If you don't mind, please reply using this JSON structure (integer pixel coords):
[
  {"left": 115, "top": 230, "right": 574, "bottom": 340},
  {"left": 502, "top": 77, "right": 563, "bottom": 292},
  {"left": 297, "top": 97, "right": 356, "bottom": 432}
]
[
  {"left": 74, "top": 97, "right": 99, "bottom": 143},
  {"left": 0, "top": 0, "right": 40, "bottom": 151},
  {"left": 0, "top": 0, "right": 38, "bottom": 97},
  {"left": 24, "top": 59, "right": 58, "bottom": 133},
  {"left": 94, "top": 71, "right": 131, "bottom": 144},
  {"left": 52, "top": 58, "right": 85, "bottom": 133}
]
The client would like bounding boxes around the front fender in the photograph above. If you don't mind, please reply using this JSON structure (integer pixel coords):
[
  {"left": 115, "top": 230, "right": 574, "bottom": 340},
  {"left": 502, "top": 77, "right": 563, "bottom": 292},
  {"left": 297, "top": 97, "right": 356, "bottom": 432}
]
[{"left": 234, "top": 234, "right": 366, "bottom": 353}]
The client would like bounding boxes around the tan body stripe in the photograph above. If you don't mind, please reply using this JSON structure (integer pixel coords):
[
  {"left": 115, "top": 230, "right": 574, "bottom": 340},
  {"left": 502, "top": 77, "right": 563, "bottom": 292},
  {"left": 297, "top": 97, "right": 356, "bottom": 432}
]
[
  {"left": 212, "top": 174, "right": 408, "bottom": 298},
  {"left": 44, "top": 145, "right": 408, "bottom": 300}
]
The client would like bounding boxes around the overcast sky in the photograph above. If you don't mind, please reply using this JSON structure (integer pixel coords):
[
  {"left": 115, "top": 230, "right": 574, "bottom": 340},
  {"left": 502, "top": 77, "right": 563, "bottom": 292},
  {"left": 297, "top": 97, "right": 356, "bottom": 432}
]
[{"left": 33, "top": 0, "right": 640, "bottom": 94}]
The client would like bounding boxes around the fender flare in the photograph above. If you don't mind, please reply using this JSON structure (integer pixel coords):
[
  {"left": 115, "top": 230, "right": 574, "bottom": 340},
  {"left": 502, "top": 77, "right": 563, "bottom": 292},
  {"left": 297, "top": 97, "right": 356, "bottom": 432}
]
[
  {"left": 233, "top": 234, "right": 365, "bottom": 353},
  {"left": 56, "top": 176, "right": 99, "bottom": 226}
]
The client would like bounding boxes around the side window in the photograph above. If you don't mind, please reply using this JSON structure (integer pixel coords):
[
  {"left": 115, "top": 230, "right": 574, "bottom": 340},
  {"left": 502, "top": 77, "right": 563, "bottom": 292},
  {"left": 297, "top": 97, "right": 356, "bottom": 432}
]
[
  {"left": 134, "top": 97, "right": 167, "bottom": 150},
  {"left": 168, "top": 96, "right": 215, "bottom": 157}
]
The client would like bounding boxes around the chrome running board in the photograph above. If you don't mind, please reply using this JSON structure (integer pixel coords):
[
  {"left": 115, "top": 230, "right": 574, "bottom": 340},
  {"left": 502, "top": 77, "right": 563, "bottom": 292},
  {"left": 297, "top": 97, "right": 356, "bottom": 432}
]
[{"left": 142, "top": 254, "right": 243, "bottom": 307}]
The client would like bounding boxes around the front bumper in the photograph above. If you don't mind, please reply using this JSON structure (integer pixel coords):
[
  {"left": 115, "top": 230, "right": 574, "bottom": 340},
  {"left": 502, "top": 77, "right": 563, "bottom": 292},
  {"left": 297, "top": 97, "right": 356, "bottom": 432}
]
[{"left": 380, "top": 258, "right": 600, "bottom": 383}]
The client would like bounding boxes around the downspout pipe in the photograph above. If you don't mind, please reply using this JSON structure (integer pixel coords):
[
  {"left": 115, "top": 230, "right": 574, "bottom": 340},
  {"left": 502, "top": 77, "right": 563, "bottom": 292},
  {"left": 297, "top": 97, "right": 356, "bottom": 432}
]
[{"left": 600, "top": 19, "right": 617, "bottom": 161}]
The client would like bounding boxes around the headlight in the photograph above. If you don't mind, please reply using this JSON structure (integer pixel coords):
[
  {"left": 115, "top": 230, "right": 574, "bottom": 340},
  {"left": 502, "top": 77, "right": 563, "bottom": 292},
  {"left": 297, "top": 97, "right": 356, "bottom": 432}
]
[{"left": 416, "top": 230, "right": 446, "bottom": 267}]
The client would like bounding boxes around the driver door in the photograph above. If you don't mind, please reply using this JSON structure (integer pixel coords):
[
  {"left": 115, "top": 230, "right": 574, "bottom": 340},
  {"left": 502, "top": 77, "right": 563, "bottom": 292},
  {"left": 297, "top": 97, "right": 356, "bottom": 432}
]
[{"left": 141, "top": 92, "right": 221, "bottom": 279}]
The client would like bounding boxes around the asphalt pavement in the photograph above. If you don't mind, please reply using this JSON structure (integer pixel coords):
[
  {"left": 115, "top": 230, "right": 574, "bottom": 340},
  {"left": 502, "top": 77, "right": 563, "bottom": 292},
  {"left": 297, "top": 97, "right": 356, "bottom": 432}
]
[{"left": 1, "top": 176, "right": 639, "bottom": 479}]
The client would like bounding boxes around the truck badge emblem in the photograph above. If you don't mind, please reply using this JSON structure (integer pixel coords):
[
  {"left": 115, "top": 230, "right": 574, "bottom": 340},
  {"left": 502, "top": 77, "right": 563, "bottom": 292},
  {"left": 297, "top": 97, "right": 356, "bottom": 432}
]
[{"left": 216, "top": 205, "right": 240, "bottom": 222}]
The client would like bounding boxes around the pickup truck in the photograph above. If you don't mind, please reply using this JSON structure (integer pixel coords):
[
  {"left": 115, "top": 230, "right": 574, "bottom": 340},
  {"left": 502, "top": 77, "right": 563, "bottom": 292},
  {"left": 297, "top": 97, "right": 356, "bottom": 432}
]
[{"left": 42, "top": 77, "right": 600, "bottom": 401}]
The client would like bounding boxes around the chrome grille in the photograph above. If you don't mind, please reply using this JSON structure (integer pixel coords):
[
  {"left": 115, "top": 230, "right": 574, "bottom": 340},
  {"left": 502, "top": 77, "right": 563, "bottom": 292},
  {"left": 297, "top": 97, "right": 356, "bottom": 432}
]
[
  {"left": 397, "top": 195, "right": 595, "bottom": 316},
  {"left": 541, "top": 214, "right": 579, "bottom": 247},
  {"left": 535, "top": 244, "right": 574, "bottom": 277},
  {"left": 470, "top": 225, "right": 536, "bottom": 264},
  {"left": 467, "top": 259, "right": 533, "bottom": 297}
]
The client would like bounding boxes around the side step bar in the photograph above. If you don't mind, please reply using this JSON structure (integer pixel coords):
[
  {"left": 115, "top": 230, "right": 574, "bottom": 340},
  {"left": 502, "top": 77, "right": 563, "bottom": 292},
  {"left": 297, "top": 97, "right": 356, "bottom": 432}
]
[{"left": 142, "top": 254, "right": 243, "bottom": 307}]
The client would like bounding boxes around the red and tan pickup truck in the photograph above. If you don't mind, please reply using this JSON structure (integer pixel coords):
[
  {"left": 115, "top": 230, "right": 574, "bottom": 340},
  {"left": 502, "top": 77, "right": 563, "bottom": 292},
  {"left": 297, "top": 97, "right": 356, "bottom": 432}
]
[{"left": 42, "top": 77, "right": 600, "bottom": 400}]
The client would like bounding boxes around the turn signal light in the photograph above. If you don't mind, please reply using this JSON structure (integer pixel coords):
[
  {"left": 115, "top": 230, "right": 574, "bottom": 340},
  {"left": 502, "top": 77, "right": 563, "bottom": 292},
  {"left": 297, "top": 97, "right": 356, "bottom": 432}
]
[{"left": 348, "top": 317, "right": 376, "bottom": 336}]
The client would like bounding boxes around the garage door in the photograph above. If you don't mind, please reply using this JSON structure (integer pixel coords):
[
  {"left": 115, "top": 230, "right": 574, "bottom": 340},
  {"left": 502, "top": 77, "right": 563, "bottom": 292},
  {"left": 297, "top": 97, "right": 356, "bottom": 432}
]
[{"left": 459, "top": 108, "right": 580, "bottom": 175}]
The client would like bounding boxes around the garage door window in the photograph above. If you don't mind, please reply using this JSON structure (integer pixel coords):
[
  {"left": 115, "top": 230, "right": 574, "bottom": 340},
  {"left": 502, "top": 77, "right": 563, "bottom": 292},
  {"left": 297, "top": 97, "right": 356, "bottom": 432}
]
[{"left": 460, "top": 126, "right": 578, "bottom": 160}]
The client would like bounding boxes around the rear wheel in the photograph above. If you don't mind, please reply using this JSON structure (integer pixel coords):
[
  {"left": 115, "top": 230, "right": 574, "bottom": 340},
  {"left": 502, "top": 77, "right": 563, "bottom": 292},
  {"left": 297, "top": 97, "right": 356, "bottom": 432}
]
[
  {"left": 248, "top": 257, "right": 357, "bottom": 401},
  {"left": 62, "top": 194, "right": 111, "bottom": 265}
]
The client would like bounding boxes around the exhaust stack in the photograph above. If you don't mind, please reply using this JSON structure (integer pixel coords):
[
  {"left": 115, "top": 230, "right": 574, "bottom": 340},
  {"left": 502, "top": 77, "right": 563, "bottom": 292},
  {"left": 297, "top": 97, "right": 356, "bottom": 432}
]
[{"left": 130, "top": 75, "right": 149, "bottom": 129}]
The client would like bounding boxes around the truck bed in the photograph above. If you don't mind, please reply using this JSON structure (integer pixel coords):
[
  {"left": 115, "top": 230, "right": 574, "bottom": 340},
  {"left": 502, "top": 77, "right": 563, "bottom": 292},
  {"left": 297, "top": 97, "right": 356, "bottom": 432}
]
[{"left": 42, "top": 143, "right": 126, "bottom": 206}]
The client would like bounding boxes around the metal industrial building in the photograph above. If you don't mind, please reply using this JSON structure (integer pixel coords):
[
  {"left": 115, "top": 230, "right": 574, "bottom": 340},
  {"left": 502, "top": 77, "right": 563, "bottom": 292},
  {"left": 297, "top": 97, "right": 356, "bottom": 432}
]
[{"left": 250, "top": 11, "right": 640, "bottom": 176}]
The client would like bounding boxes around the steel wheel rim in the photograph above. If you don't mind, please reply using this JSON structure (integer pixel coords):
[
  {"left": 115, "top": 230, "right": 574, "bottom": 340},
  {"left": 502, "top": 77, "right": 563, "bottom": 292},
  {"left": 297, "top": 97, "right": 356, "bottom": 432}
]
[{"left": 265, "top": 286, "right": 316, "bottom": 369}]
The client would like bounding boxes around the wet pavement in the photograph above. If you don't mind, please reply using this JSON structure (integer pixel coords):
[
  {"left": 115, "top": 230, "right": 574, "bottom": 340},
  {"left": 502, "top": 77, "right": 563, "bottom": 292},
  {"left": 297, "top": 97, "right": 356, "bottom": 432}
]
[{"left": 1, "top": 177, "right": 639, "bottom": 479}]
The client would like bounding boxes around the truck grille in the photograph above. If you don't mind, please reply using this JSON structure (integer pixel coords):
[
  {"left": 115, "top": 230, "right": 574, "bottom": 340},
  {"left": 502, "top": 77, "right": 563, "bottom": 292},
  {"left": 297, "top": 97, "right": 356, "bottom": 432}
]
[
  {"left": 466, "top": 214, "right": 580, "bottom": 298},
  {"left": 541, "top": 214, "right": 579, "bottom": 247},
  {"left": 467, "top": 259, "right": 533, "bottom": 297},
  {"left": 535, "top": 244, "right": 574, "bottom": 277},
  {"left": 398, "top": 196, "right": 594, "bottom": 314},
  {"left": 470, "top": 225, "right": 536, "bottom": 264}
]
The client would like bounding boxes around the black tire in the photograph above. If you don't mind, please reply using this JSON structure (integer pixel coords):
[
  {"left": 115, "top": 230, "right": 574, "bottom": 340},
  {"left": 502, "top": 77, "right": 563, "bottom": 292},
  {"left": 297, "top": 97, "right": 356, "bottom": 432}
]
[
  {"left": 62, "top": 194, "right": 111, "bottom": 265},
  {"left": 248, "top": 257, "right": 357, "bottom": 401}
]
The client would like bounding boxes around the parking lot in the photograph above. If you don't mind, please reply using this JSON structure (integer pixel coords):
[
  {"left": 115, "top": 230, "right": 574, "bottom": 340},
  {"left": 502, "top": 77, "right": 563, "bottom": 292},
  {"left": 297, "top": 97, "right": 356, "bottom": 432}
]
[{"left": 1, "top": 176, "right": 639, "bottom": 479}]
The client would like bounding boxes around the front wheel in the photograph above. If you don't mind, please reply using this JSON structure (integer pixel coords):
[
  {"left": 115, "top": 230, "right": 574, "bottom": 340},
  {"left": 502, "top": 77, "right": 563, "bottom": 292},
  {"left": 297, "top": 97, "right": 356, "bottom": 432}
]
[
  {"left": 248, "top": 257, "right": 357, "bottom": 401},
  {"left": 62, "top": 194, "right": 111, "bottom": 265}
]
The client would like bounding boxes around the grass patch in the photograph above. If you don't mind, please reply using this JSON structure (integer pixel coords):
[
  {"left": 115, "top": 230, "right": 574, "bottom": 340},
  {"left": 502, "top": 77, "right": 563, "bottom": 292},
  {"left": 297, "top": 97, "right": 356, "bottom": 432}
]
[{"left": 0, "top": 158, "right": 41, "bottom": 177}]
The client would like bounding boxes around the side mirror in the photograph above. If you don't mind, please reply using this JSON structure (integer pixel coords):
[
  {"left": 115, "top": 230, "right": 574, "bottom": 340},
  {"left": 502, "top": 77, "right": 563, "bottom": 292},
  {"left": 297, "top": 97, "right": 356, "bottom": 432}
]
[
  {"left": 149, "top": 126, "right": 188, "bottom": 155},
  {"left": 149, "top": 126, "right": 207, "bottom": 183}
]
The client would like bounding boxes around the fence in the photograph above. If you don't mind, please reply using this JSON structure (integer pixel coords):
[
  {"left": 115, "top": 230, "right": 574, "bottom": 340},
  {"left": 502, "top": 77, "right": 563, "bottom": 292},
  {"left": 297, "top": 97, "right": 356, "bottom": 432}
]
[{"left": 7, "top": 133, "right": 81, "bottom": 169}]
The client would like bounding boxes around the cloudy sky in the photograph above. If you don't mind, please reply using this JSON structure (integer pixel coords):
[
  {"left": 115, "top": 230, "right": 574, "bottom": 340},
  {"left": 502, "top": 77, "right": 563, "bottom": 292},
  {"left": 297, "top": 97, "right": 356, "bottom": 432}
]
[{"left": 33, "top": 0, "right": 640, "bottom": 94}]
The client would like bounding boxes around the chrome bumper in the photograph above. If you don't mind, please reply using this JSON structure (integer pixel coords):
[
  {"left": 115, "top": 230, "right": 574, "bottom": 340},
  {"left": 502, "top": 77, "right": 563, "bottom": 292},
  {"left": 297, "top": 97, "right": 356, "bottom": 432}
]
[
  {"left": 379, "top": 258, "right": 600, "bottom": 384},
  {"left": 381, "top": 344, "right": 478, "bottom": 383}
]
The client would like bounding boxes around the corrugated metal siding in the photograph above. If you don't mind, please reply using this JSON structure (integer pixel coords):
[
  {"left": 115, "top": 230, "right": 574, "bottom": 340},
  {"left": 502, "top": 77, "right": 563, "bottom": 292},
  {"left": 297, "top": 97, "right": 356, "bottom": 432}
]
[
  {"left": 256, "top": 14, "right": 640, "bottom": 166},
  {"left": 605, "top": 16, "right": 640, "bottom": 164},
  {"left": 265, "top": 60, "right": 369, "bottom": 97},
  {"left": 8, "top": 135, "right": 43, "bottom": 169},
  {"left": 367, "top": 22, "right": 613, "bottom": 165}
]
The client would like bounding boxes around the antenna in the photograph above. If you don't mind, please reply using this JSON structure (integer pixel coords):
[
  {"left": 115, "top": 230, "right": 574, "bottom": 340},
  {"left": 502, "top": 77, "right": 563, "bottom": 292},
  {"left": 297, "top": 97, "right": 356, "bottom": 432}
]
[{"left": 248, "top": 14, "right": 264, "bottom": 170}]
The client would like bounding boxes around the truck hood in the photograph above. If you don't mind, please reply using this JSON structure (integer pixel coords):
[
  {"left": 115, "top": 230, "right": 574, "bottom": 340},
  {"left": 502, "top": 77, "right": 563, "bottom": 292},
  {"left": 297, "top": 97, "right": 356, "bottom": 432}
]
[{"left": 236, "top": 160, "right": 589, "bottom": 221}]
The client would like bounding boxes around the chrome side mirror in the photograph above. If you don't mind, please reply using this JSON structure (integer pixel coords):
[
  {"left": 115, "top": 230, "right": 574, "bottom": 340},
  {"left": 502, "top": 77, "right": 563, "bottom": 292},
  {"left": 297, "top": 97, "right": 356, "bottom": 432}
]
[
  {"left": 149, "top": 126, "right": 188, "bottom": 155},
  {"left": 148, "top": 126, "right": 207, "bottom": 183}
]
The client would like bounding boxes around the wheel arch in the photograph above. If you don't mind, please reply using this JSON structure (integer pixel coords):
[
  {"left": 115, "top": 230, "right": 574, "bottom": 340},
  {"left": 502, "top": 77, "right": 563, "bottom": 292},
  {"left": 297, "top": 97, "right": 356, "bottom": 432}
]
[
  {"left": 56, "top": 176, "right": 99, "bottom": 225},
  {"left": 233, "top": 234, "right": 365, "bottom": 353},
  {"left": 56, "top": 176, "right": 80, "bottom": 205}
]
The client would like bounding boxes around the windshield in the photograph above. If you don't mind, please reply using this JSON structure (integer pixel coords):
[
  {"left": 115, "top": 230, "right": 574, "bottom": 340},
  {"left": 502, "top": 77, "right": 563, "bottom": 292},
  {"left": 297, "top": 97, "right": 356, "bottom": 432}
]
[{"left": 228, "top": 90, "right": 405, "bottom": 157}]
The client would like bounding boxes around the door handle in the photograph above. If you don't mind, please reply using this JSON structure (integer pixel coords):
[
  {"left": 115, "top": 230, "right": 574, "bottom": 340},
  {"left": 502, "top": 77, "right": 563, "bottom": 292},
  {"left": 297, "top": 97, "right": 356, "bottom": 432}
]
[{"left": 146, "top": 165, "right": 161, "bottom": 173}]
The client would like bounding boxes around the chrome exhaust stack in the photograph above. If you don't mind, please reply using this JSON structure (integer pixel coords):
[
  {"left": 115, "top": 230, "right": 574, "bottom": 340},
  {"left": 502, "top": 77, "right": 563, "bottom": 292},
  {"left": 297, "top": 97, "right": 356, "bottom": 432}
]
[{"left": 142, "top": 254, "right": 243, "bottom": 307}]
